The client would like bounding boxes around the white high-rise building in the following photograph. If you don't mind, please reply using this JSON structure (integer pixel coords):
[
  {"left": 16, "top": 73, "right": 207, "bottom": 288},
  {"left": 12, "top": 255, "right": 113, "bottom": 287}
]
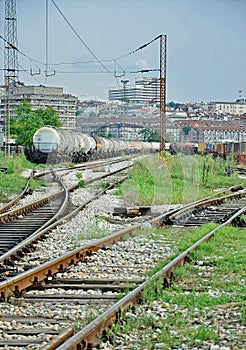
[{"left": 108, "top": 77, "right": 159, "bottom": 104}]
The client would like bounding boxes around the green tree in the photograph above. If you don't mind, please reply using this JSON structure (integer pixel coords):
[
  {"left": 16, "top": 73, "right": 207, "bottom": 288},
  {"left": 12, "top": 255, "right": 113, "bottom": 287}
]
[
  {"left": 139, "top": 128, "right": 159, "bottom": 142},
  {"left": 182, "top": 126, "right": 191, "bottom": 141},
  {"left": 98, "top": 131, "right": 113, "bottom": 139},
  {"left": 167, "top": 101, "right": 181, "bottom": 110},
  {"left": 10, "top": 99, "right": 61, "bottom": 149}
]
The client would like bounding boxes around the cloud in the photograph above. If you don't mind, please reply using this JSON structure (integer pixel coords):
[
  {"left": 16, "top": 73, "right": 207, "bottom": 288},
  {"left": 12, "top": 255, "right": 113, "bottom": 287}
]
[{"left": 134, "top": 59, "right": 149, "bottom": 68}]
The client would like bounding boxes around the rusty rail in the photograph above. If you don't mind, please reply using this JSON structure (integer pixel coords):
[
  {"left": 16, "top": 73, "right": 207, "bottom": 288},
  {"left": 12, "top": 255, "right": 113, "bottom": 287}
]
[
  {"left": 0, "top": 187, "right": 245, "bottom": 300},
  {"left": 54, "top": 204, "right": 246, "bottom": 350},
  {"left": 0, "top": 171, "right": 128, "bottom": 266}
]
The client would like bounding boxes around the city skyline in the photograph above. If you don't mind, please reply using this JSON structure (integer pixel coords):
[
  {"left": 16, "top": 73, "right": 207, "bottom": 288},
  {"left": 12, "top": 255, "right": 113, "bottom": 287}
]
[{"left": 0, "top": 0, "right": 245, "bottom": 103}]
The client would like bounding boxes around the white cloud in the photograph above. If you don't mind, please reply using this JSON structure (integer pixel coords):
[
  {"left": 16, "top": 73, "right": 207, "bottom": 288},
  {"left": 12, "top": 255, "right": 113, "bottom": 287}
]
[{"left": 134, "top": 59, "right": 149, "bottom": 68}]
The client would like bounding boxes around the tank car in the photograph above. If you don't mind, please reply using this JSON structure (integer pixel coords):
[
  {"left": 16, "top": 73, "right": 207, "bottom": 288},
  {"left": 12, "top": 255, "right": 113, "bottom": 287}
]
[
  {"left": 32, "top": 126, "right": 96, "bottom": 163},
  {"left": 169, "top": 143, "right": 198, "bottom": 155},
  {"left": 31, "top": 126, "right": 161, "bottom": 164}
]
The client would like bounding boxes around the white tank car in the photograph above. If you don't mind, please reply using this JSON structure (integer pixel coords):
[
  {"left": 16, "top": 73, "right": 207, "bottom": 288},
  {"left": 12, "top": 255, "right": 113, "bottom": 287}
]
[
  {"left": 94, "top": 136, "right": 112, "bottom": 154},
  {"left": 32, "top": 126, "right": 157, "bottom": 164},
  {"left": 33, "top": 127, "right": 96, "bottom": 155},
  {"left": 151, "top": 142, "right": 160, "bottom": 151}
]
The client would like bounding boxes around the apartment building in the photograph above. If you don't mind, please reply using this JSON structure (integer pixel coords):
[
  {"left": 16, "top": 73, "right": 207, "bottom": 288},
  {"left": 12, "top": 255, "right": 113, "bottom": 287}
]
[
  {"left": 0, "top": 85, "right": 78, "bottom": 134},
  {"left": 207, "top": 101, "right": 246, "bottom": 115},
  {"left": 108, "top": 77, "right": 159, "bottom": 104}
]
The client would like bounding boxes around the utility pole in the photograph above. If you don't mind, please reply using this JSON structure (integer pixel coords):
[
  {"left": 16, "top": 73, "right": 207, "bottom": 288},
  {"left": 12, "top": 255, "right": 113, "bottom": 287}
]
[
  {"left": 159, "top": 34, "right": 167, "bottom": 153},
  {"left": 120, "top": 80, "right": 129, "bottom": 132},
  {"left": 121, "top": 79, "right": 129, "bottom": 102},
  {"left": 4, "top": 0, "right": 19, "bottom": 156}
]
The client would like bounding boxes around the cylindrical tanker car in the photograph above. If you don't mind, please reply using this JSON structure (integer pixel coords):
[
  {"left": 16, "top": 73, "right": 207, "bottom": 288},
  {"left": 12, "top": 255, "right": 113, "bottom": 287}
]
[
  {"left": 32, "top": 127, "right": 97, "bottom": 163},
  {"left": 30, "top": 126, "right": 160, "bottom": 164}
]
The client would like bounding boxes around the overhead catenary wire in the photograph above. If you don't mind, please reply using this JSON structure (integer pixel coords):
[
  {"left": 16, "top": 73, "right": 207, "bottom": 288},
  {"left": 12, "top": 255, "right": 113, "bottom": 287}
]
[
  {"left": 1, "top": 12, "right": 161, "bottom": 81},
  {"left": 0, "top": 44, "right": 43, "bottom": 85},
  {"left": 49, "top": 1, "right": 160, "bottom": 84},
  {"left": 115, "top": 35, "right": 161, "bottom": 61},
  {"left": 1, "top": 4, "right": 161, "bottom": 88},
  {"left": 50, "top": 0, "right": 115, "bottom": 79},
  {"left": 0, "top": 35, "right": 44, "bottom": 67},
  {"left": 0, "top": 32, "right": 57, "bottom": 88}
]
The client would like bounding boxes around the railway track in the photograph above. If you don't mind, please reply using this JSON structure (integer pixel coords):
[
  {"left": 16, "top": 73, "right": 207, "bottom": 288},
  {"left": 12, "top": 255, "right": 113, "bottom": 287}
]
[
  {"left": 0, "top": 171, "right": 68, "bottom": 258},
  {"left": 0, "top": 186, "right": 245, "bottom": 349},
  {"left": 0, "top": 156, "right": 132, "bottom": 215},
  {"left": 0, "top": 223, "right": 174, "bottom": 349},
  {"left": 53, "top": 200, "right": 246, "bottom": 350},
  {"left": 162, "top": 190, "right": 246, "bottom": 228},
  {"left": 0, "top": 158, "right": 133, "bottom": 279}
]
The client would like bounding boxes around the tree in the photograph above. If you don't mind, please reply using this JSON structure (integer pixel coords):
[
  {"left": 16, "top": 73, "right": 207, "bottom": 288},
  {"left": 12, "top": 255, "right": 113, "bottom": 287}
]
[
  {"left": 167, "top": 101, "right": 181, "bottom": 110},
  {"left": 98, "top": 131, "right": 113, "bottom": 139},
  {"left": 139, "top": 128, "right": 159, "bottom": 142},
  {"left": 10, "top": 99, "right": 61, "bottom": 149},
  {"left": 182, "top": 126, "right": 191, "bottom": 141}
]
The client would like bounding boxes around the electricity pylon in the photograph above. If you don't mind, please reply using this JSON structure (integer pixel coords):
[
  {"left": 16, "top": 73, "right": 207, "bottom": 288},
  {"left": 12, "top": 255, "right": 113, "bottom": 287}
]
[
  {"left": 4, "top": 0, "right": 18, "bottom": 155},
  {"left": 159, "top": 34, "right": 167, "bottom": 153}
]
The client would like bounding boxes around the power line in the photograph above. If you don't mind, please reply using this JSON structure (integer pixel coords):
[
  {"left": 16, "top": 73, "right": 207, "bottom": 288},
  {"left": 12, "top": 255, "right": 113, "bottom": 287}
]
[
  {"left": 1, "top": 18, "right": 161, "bottom": 87},
  {"left": 130, "top": 68, "right": 159, "bottom": 74},
  {"left": 116, "top": 35, "right": 161, "bottom": 61},
  {"left": 50, "top": 0, "right": 115, "bottom": 79},
  {"left": 0, "top": 34, "right": 47, "bottom": 68}
]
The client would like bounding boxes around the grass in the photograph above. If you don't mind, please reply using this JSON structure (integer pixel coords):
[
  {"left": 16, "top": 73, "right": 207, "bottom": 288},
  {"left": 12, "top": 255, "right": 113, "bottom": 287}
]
[
  {"left": 115, "top": 153, "right": 244, "bottom": 206},
  {"left": 75, "top": 220, "right": 109, "bottom": 242},
  {"left": 1, "top": 152, "right": 242, "bottom": 205},
  {"left": 107, "top": 224, "right": 245, "bottom": 349},
  {"left": 0, "top": 152, "right": 46, "bottom": 201}
]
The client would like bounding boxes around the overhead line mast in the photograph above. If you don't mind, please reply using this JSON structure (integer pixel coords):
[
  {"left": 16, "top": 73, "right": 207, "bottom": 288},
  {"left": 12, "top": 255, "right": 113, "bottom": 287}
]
[
  {"left": 159, "top": 34, "right": 167, "bottom": 153},
  {"left": 4, "top": 0, "right": 19, "bottom": 156},
  {"left": 4, "top": 0, "right": 19, "bottom": 86}
]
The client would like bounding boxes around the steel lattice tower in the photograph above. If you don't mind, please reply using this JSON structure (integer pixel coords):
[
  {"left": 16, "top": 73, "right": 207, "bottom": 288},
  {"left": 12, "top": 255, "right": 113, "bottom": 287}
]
[
  {"left": 159, "top": 34, "right": 167, "bottom": 152},
  {"left": 4, "top": 0, "right": 19, "bottom": 87},
  {"left": 4, "top": 0, "right": 18, "bottom": 155}
]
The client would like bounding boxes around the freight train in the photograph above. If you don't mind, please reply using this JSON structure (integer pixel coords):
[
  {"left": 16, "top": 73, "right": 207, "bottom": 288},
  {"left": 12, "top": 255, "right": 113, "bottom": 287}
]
[
  {"left": 199, "top": 141, "right": 246, "bottom": 164},
  {"left": 29, "top": 126, "right": 160, "bottom": 163},
  {"left": 23, "top": 126, "right": 246, "bottom": 165},
  {"left": 169, "top": 141, "right": 246, "bottom": 164}
]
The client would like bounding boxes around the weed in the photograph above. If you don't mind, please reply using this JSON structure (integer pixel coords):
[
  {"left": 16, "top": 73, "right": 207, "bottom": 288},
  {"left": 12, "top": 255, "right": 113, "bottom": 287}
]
[
  {"left": 111, "top": 223, "right": 245, "bottom": 348},
  {"left": 75, "top": 172, "right": 83, "bottom": 180},
  {"left": 0, "top": 152, "right": 42, "bottom": 200}
]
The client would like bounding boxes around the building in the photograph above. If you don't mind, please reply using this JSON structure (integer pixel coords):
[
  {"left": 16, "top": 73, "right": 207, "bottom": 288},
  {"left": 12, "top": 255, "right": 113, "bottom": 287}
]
[
  {"left": 199, "top": 125, "right": 246, "bottom": 143},
  {"left": 108, "top": 77, "right": 159, "bottom": 104},
  {"left": 175, "top": 119, "right": 246, "bottom": 143},
  {"left": 207, "top": 101, "right": 246, "bottom": 115},
  {"left": 94, "top": 122, "right": 145, "bottom": 140},
  {"left": 0, "top": 85, "right": 78, "bottom": 135}
]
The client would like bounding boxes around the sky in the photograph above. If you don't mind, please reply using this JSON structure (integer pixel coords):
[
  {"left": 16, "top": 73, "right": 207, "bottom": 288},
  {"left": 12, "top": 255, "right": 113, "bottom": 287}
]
[{"left": 0, "top": 0, "right": 245, "bottom": 103}]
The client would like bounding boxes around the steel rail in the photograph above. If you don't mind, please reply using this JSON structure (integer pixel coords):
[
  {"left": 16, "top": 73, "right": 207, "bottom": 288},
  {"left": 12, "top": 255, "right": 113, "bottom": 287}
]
[
  {"left": 0, "top": 187, "right": 244, "bottom": 299},
  {"left": 0, "top": 162, "right": 132, "bottom": 224},
  {"left": 0, "top": 166, "right": 131, "bottom": 265},
  {"left": 149, "top": 185, "right": 245, "bottom": 226},
  {"left": 165, "top": 188, "right": 246, "bottom": 224},
  {"left": 70, "top": 163, "right": 132, "bottom": 190},
  {"left": 54, "top": 204, "right": 246, "bottom": 350},
  {"left": 0, "top": 177, "right": 129, "bottom": 292},
  {"left": 32, "top": 156, "right": 133, "bottom": 179},
  {"left": 0, "top": 174, "right": 68, "bottom": 261},
  {"left": 34, "top": 175, "right": 70, "bottom": 234},
  {"left": 0, "top": 181, "right": 65, "bottom": 224},
  {"left": 0, "top": 156, "right": 132, "bottom": 217}
]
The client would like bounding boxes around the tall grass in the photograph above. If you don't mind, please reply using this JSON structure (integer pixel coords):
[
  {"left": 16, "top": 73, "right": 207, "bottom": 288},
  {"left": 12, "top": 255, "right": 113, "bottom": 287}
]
[
  {"left": 116, "top": 153, "right": 243, "bottom": 206},
  {"left": 0, "top": 152, "right": 42, "bottom": 201},
  {"left": 107, "top": 224, "right": 245, "bottom": 349}
]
